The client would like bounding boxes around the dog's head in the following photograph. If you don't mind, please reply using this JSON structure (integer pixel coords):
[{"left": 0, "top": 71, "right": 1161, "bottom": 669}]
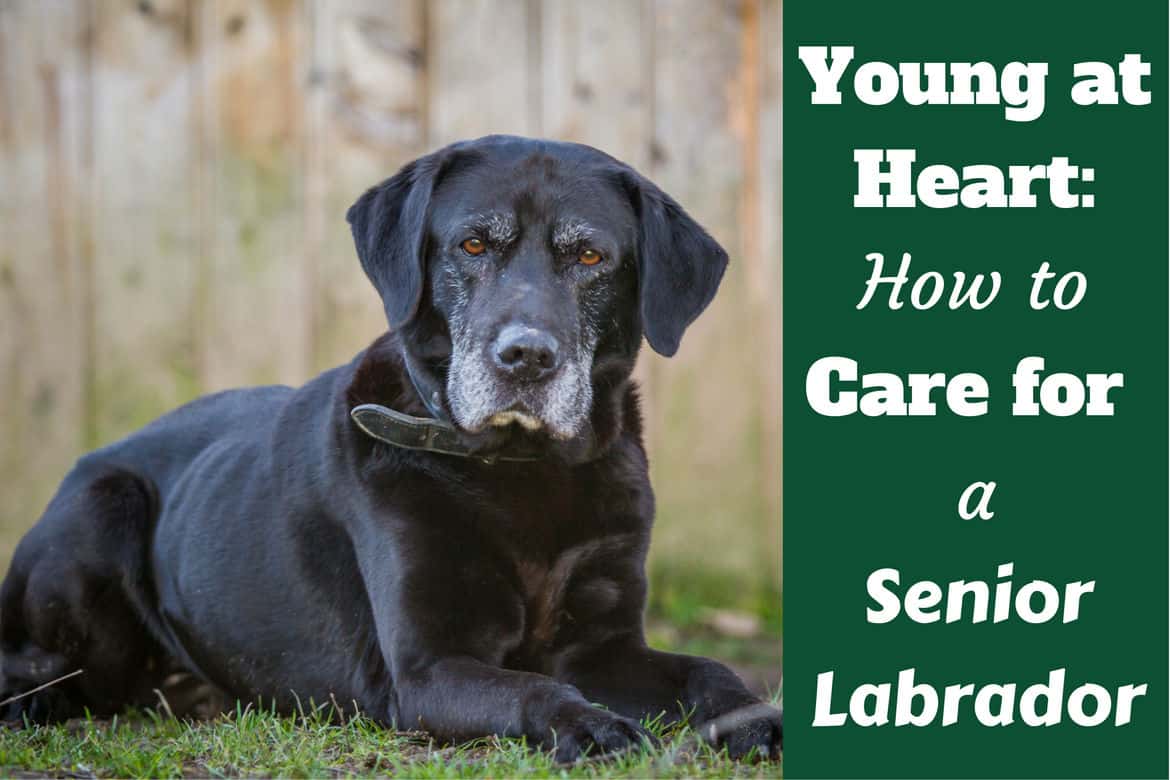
[{"left": 347, "top": 135, "right": 727, "bottom": 455}]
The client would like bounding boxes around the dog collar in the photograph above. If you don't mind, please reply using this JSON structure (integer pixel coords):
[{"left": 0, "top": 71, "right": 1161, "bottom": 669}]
[{"left": 350, "top": 404, "right": 542, "bottom": 464}]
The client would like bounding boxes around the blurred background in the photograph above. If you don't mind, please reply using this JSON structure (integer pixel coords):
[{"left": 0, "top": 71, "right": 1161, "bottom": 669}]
[{"left": 0, "top": 0, "right": 780, "bottom": 686}]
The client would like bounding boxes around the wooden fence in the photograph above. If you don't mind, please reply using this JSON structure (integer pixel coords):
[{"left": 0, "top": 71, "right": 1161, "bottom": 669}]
[{"left": 0, "top": 0, "right": 781, "bottom": 588}]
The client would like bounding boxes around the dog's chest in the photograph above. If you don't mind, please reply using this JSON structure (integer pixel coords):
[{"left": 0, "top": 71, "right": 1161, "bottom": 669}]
[
  {"left": 515, "top": 537, "right": 625, "bottom": 637},
  {"left": 468, "top": 457, "right": 650, "bottom": 669},
  {"left": 505, "top": 537, "right": 629, "bottom": 671}
]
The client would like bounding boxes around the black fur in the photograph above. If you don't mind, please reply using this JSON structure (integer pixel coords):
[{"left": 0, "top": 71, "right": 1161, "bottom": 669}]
[{"left": 0, "top": 136, "right": 778, "bottom": 762}]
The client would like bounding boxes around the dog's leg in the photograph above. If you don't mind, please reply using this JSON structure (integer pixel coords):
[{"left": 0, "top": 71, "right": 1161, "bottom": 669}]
[
  {"left": 354, "top": 525, "right": 653, "bottom": 762},
  {"left": 392, "top": 655, "right": 653, "bottom": 761},
  {"left": 0, "top": 466, "right": 169, "bottom": 722},
  {"left": 558, "top": 636, "right": 782, "bottom": 760}
]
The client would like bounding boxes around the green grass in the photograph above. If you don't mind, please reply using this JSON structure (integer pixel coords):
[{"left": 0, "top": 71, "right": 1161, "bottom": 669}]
[
  {"left": 0, "top": 701, "right": 781, "bottom": 778},
  {"left": 648, "top": 562, "right": 782, "bottom": 636},
  {"left": 0, "top": 545, "right": 781, "bottom": 777}
]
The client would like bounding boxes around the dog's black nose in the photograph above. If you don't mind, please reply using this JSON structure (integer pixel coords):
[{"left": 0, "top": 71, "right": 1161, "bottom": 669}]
[{"left": 493, "top": 325, "right": 561, "bottom": 382}]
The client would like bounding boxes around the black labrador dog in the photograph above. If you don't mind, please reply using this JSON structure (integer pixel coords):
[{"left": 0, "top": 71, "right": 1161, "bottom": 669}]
[{"left": 0, "top": 135, "right": 781, "bottom": 761}]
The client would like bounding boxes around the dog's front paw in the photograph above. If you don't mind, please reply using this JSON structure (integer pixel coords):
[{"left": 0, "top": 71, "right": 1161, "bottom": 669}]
[
  {"left": 546, "top": 703, "right": 656, "bottom": 763},
  {"left": 700, "top": 702, "right": 782, "bottom": 761}
]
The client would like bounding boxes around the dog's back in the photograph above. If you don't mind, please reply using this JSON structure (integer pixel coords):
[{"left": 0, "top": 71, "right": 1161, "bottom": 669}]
[{"left": 81, "top": 385, "right": 296, "bottom": 493}]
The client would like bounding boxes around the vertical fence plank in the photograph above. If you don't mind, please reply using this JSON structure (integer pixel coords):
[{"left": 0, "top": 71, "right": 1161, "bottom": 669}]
[
  {"left": 305, "top": 0, "right": 427, "bottom": 370},
  {"left": 0, "top": 0, "right": 91, "bottom": 561},
  {"left": 88, "top": 0, "right": 202, "bottom": 446},
  {"left": 429, "top": 0, "right": 533, "bottom": 146},
  {"left": 540, "top": 0, "right": 649, "bottom": 160},
  {"left": 733, "top": 0, "right": 782, "bottom": 591},
  {"left": 760, "top": 0, "right": 782, "bottom": 586},
  {"left": 198, "top": 0, "right": 310, "bottom": 391},
  {"left": 648, "top": 0, "right": 768, "bottom": 584}
]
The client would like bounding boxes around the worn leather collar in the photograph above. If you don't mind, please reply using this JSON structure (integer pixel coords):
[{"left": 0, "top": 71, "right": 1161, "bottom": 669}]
[
  {"left": 350, "top": 404, "right": 543, "bottom": 464},
  {"left": 352, "top": 353, "right": 539, "bottom": 463},
  {"left": 351, "top": 354, "right": 599, "bottom": 465}
]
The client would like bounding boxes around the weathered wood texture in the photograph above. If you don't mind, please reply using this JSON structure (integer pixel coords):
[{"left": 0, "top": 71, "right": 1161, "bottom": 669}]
[{"left": 0, "top": 0, "right": 781, "bottom": 587}]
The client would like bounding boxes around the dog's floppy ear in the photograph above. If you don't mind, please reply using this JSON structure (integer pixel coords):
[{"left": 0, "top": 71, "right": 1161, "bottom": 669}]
[
  {"left": 625, "top": 172, "right": 729, "bottom": 357},
  {"left": 347, "top": 153, "right": 446, "bottom": 330}
]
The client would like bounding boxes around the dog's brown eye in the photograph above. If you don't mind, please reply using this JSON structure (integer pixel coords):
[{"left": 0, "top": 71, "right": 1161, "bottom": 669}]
[
  {"left": 579, "top": 249, "right": 603, "bottom": 266},
  {"left": 462, "top": 238, "right": 486, "bottom": 256}
]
